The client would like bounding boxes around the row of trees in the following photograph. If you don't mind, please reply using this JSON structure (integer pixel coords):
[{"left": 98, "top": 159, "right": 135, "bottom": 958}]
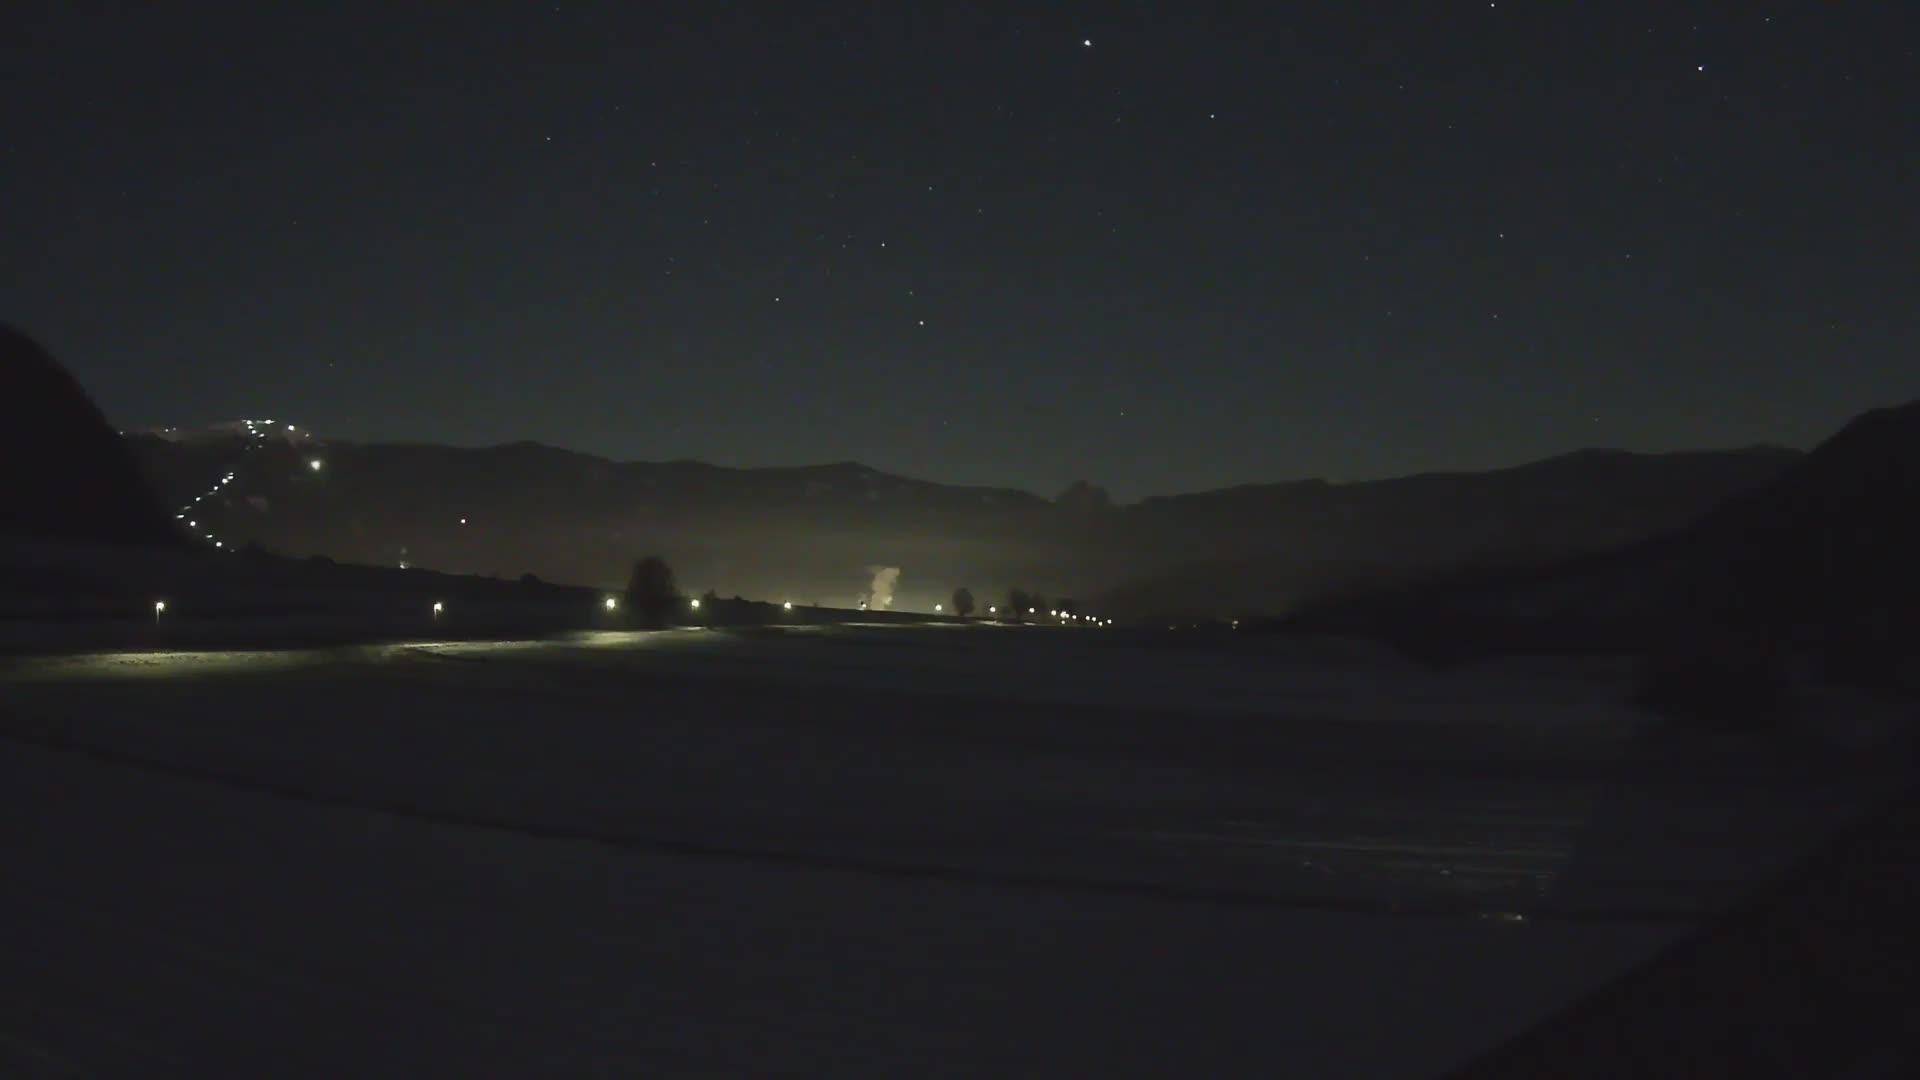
[
  {"left": 1002, "top": 589, "right": 1073, "bottom": 620},
  {"left": 949, "top": 588, "right": 1078, "bottom": 621},
  {"left": 625, "top": 556, "right": 1072, "bottom": 628}
]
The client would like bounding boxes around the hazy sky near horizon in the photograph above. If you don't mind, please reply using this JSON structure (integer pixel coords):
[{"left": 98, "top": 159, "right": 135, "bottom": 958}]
[{"left": 4, "top": 3, "right": 1914, "bottom": 498}]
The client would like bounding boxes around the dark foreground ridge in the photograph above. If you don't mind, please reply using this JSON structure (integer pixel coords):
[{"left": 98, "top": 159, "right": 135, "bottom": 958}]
[
  {"left": 1452, "top": 775, "right": 1920, "bottom": 1078},
  {"left": 0, "top": 324, "right": 179, "bottom": 548}
]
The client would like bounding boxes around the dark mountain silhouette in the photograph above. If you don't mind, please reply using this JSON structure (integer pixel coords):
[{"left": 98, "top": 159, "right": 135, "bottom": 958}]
[
  {"left": 0, "top": 325, "right": 178, "bottom": 547},
  {"left": 127, "top": 428, "right": 1799, "bottom": 615},
  {"left": 1676, "top": 399, "right": 1920, "bottom": 690},
  {"left": 1273, "top": 400, "right": 1920, "bottom": 698},
  {"left": 1097, "top": 446, "right": 1799, "bottom": 616}
]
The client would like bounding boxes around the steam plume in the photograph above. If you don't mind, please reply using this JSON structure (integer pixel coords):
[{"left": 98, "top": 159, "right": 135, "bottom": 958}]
[{"left": 866, "top": 565, "right": 900, "bottom": 610}]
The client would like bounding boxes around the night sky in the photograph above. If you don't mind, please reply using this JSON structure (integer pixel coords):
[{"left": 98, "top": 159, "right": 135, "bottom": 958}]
[{"left": 4, "top": 3, "right": 1914, "bottom": 498}]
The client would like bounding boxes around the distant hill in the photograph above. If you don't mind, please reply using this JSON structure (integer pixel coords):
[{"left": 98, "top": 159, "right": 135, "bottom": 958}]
[
  {"left": 125, "top": 426, "right": 1801, "bottom": 616},
  {"left": 0, "top": 325, "right": 178, "bottom": 548},
  {"left": 1097, "top": 446, "right": 1800, "bottom": 617},
  {"left": 1272, "top": 401, "right": 1920, "bottom": 693}
]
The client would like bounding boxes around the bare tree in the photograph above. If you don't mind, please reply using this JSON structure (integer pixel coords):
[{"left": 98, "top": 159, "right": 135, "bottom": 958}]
[
  {"left": 1006, "top": 589, "right": 1032, "bottom": 621},
  {"left": 625, "top": 555, "right": 679, "bottom": 628},
  {"left": 951, "top": 587, "right": 975, "bottom": 618}
]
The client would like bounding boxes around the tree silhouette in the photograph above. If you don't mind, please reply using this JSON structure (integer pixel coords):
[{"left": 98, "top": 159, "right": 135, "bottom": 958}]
[
  {"left": 625, "top": 555, "right": 679, "bottom": 628},
  {"left": 951, "top": 587, "right": 975, "bottom": 618},
  {"left": 1006, "top": 589, "right": 1032, "bottom": 621}
]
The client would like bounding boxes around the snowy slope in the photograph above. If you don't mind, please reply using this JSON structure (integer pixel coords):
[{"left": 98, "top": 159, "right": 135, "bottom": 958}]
[{"left": 2, "top": 628, "right": 1909, "bottom": 1076}]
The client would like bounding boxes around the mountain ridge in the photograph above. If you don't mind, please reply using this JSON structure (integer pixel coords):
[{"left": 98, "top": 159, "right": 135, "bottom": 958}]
[
  {"left": 126, "top": 426, "right": 1803, "bottom": 615},
  {"left": 131, "top": 426, "right": 1804, "bottom": 512}
]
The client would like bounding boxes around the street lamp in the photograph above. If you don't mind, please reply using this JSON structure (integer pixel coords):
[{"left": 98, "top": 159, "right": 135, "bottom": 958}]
[
  {"left": 689, "top": 598, "right": 701, "bottom": 610},
  {"left": 308, "top": 458, "right": 324, "bottom": 472},
  {"left": 153, "top": 600, "right": 166, "bottom": 624},
  {"left": 988, "top": 605, "right": 997, "bottom": 614},
  {"left": 432, "top": 600, "right": 444, "bottom": 619},
  {"left": 604, "top": 596, "right": 619, "bottom": 611},
  {"left": 783, "top": 601, "right": 793, "bottom": 610},
  {"left": 934, "top": 603, "right": 943, "bottom": 612}
]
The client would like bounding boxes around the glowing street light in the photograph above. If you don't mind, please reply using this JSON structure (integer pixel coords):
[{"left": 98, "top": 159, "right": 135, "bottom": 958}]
[
  {"left": 689, "top": 598, "right": 701, "bottom": 610},
  {"left": 308, "top": 458, "right": 324, "bottom": 472},
  {"left": 783, "top": 601, "right": 793, "bottom": 610},
  {"left": 604, "top": 595, "right": 618, "bottom": 611},
  {"left": 1028, "top": 607, "right": 1035, "bottom": 614},
  {"left": 988, "top": 605, "right": 997, "bottom": 614},
  {"left": 431, "top": 600, "right": 444, "bottom": 618},
  {"left": 153, "top": 600, "right": 166, "bottom": 624},
  {"left": 934, "top": 603, "right": 943, "bottom": 612}
]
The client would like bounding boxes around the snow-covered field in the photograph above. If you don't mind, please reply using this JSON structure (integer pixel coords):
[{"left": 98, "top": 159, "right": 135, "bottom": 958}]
[{"left": 2, "top": 626, "right": 1911, "bottom": 1077}]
